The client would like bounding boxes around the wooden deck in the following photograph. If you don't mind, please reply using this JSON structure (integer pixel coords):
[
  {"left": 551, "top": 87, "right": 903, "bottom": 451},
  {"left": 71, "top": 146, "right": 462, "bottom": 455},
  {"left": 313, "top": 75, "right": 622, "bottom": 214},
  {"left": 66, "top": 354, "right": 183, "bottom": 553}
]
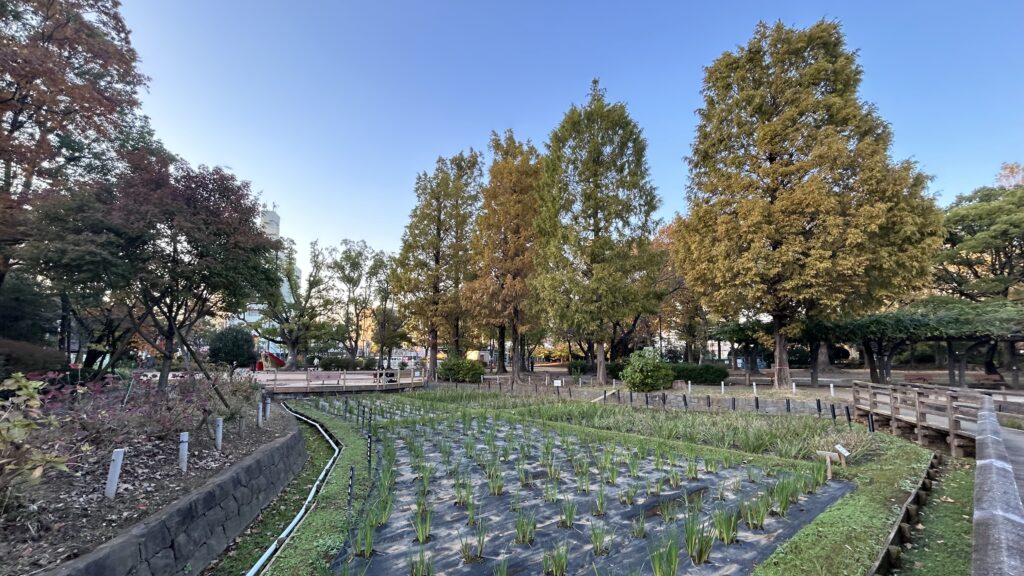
[
  {"left": 259, "top": 369, "right": 426, "bottom": 396},
  {"left": 851, "top": 381, "right": 1024, "bottom": 457}
]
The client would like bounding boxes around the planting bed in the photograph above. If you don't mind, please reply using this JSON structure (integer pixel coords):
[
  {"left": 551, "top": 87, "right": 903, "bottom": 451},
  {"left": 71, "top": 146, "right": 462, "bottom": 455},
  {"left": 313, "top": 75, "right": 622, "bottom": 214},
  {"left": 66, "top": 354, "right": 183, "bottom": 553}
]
[{"left": 324, "top": 397, "right": 851, "bottom": 575}]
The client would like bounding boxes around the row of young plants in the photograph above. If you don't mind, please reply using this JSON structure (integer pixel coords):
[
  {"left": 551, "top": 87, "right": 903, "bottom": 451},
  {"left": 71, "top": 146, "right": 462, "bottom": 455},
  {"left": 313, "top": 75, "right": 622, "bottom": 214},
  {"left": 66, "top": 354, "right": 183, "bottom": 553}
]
[
  {"left": 396, "top": 389, "right": 874, "bottom": 462},
  {"left": 327, "top": 396, "right": 835, "bottom": 575}
]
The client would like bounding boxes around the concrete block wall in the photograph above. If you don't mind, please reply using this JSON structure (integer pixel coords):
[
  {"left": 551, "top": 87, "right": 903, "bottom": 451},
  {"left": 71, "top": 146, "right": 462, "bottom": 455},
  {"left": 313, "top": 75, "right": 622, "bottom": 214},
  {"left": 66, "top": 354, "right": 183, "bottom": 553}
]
[
  {"left": 972, "top": 395, "right": 1024, "bottom": 576},
  {"left": 40, "top": 427, "right": 307, "bottom": 576}
]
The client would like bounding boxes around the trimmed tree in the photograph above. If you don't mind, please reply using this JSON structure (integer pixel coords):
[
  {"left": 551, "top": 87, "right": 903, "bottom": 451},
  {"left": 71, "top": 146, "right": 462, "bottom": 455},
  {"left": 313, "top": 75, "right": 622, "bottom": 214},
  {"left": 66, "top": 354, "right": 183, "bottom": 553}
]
[
  {"left": 208, "top": 325, "right": 258, "bottom": 372},
  {"left": 674, "top": 20, "right": 943, "bottom": 388}
]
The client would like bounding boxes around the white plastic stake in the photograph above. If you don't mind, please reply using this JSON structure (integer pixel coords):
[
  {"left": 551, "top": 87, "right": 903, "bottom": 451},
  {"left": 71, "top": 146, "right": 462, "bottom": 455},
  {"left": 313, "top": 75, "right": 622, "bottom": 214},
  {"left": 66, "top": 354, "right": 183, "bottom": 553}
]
[
  {"left": 264, "top": 398, "right": 271, "bottom": 421},
  {"left": 215, "top": 417, "right": 223, "bottom": 451},
  {"left": 829, "top": 383, "right": 835, "bottom": 397},
  {"left": 753, "top": 382, "right": 758, "bottom": 396},
  {"left": 257, "top": 400, "right": 263, "bottom": 427},
  {"left": 178, "top": 432, "right": 189, "bottom": 473},
  {"left": 791, "top": 380, "right": 797, "bottom": 395},
  {"left": 721, "top": 381, "right": 725, "bottom": 395},
  {"left": 687, "top": 380, "right": 692, "bottom": 393},
  {"left": 105, "top": 448, "right": 125, "bottom": 499}
]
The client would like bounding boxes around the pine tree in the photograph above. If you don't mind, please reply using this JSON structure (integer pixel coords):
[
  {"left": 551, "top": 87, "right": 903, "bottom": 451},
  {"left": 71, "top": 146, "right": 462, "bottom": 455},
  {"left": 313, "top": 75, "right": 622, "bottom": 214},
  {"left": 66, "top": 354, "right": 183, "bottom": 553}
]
[
  {"left": 674, "top": 20, "right": 943, "bottom": 387},
  {"left": 537, "top": 80, "right": 663, "bottom": 385}
]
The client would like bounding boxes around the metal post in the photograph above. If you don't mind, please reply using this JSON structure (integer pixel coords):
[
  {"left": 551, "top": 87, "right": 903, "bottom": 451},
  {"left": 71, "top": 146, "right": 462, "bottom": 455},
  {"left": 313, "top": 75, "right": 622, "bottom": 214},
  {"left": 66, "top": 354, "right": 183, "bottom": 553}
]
[
  {"left": 816, "top": 398, "right": 822, "bottom": 418},
  {"left": 215, "top": 417, "right": 223, "bottom": 451},
  {"left": 785, "top": 398, "right": 791, "bottom": 413},
  {"left": 846, "top": 405, "right": 854, "bottom": 431},
  {"left": 682, "top": 394, "right": 688, "bottom": 410},
  {"left": 731, "top": 397, "right": 736, "bottom": 411},
  {"left": 830, "top": 403, "right": 837, "bottom": 426},
  {"left": 754, "top": 396, "right": 759, "bottom": 412}
]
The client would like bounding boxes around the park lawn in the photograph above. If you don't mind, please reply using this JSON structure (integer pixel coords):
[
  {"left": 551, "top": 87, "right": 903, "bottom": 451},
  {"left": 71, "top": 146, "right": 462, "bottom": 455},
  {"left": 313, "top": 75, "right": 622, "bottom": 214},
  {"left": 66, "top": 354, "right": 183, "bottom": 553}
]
[
  {"left": 894, "top": 458, "right": 975, "bottom": 576},
  {"left": 205, "top": 423, "right": 331, "bottom": 575},
  {"left": 753, "top": 432, "right": 934, "bottom": 576},
  {"left": 261, "top": 403, "right": 371, "bottom": 576}
]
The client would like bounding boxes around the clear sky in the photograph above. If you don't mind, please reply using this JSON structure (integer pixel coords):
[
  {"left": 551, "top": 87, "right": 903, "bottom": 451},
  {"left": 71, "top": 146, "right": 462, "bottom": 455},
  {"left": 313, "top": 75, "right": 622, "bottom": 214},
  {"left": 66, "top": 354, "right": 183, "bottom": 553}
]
[{"left": 121, "top": 1, "right": 1024, "bottom": 261}]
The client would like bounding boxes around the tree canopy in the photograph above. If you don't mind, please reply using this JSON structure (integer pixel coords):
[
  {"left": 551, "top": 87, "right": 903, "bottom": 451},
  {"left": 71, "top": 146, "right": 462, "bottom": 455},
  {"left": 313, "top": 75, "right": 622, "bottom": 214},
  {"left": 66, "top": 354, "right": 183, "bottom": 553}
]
[
  {"left": 536, "top": 80, "right": 663, "bottom": 385},
  {"left": 674, "top": 20, "right": 943, "bottom": 387}
]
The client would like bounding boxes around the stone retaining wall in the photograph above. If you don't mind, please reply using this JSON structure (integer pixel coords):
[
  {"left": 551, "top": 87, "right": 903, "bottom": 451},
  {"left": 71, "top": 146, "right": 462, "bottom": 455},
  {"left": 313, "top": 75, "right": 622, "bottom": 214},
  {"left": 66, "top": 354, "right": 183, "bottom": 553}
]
[
  {"left": 40, "top": 426, "right": 307, "bottom": 576},
  {"left": 972, "top": 395, "right": 1024, "bottom": 576}
]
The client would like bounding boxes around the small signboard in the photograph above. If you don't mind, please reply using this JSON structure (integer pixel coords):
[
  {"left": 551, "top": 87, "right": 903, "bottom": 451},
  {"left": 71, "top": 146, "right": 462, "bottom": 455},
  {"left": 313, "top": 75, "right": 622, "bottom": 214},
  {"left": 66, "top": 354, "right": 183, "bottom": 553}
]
[
  {"left": 834, "top": 444, "right": 850, "bottom": 458},
  {"left": 553, "top": 379, "right": 563, "bottom": 387}
]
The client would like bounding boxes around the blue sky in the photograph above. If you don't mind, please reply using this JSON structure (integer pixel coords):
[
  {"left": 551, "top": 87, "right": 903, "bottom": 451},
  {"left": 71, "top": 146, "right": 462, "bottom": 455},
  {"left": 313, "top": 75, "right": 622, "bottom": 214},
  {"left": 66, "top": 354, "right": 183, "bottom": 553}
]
[{"left": 122, "top": 1, "right": 1024, "bottom": 260}]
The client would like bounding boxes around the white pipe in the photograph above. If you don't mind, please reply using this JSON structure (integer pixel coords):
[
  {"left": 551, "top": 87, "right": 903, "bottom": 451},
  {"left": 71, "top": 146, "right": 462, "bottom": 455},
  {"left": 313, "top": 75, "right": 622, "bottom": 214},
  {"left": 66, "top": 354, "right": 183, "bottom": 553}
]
[
  {"left": 245, "top": 402, "right": 340, "bottom": 576},
  {"left": 178, "top": 432, "right": 189, "bottom": 473},
  {"left": 215, "top": 418, "right": 223, "bottom": 451}
]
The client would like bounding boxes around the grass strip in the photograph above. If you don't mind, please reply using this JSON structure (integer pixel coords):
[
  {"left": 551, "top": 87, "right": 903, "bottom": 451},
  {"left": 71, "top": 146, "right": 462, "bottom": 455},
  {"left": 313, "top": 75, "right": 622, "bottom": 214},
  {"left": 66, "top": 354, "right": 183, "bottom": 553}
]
[
  {"left": 262, "top": 403, "right": 370, "bottom": 576},
  {"left": 752, "top": 432, "right": 933, "bottom": 576},
  {"left": 205, "top": 423, "right": 330, "bottom": 575},
  {"left": 893, "top": 458, "right": 975, "bottom": 576}
]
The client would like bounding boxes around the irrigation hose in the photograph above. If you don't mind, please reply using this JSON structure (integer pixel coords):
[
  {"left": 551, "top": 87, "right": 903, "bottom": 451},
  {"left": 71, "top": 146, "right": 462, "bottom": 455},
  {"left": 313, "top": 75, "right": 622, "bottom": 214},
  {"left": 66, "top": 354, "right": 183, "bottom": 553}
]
[{"left": 244, "top": 402, "right": 340, "bottom": 576}]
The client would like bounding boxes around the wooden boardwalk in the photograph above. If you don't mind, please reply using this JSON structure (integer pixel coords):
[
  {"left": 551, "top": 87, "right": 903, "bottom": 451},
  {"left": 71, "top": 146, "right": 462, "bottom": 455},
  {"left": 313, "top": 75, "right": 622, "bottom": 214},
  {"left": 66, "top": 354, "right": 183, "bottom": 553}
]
[
  {"left": 258, "top": 369, "right": 426, "bottom": 396},
  {"left": 851, "top": 381, "right": 1024, "bottom": 457}
]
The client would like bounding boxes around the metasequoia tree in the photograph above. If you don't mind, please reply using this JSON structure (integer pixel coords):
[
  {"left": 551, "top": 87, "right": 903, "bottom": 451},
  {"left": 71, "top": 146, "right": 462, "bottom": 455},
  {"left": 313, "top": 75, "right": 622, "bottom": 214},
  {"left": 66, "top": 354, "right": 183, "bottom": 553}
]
[
  {"left": 395, "top": 151, "right": 482, "bottom": 380},
  {"left": 465, "top": 130, "right": 542, "bottom": 380},
  {"left": 537, "top": 80, "right": 663, "bottom": 385},
  {"left": 674, "top": 20, "right": 942, "bottom": 387},
  {"left": 1, "top": 0, "right": 145, "bottom": 288},
  {"left": 250, "top": 240, "right": 335, "bottom": 370}
]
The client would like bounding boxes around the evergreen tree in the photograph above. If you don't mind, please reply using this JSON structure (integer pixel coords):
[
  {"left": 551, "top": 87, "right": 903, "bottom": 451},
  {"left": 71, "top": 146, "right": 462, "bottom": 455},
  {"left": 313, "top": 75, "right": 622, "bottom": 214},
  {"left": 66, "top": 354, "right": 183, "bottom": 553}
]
[
  {"left": 674, "top": 20, "right": 943, "bottom": 387},
  {"left": 537, "top": 80, "right": 663, "bottom": 385}
]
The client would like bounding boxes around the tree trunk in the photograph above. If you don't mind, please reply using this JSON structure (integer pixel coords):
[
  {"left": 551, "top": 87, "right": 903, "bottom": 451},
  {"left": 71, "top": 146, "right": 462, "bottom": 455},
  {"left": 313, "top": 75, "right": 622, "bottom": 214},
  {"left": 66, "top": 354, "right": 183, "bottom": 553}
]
[
  {"left": 428, "top": 326, "right": 439, "bottom": 381},
  {"left": 809, "top": 341, "right": 820, "bottom": 387},
  {"left": 452, "top": 317, "right": 461, "bottom": 357},
  {"left": 771, "top": 316, "right": 789, "bottom": 389},
  {"left": 158, "top": 338, "right": 174, "bottom": 392},
  {"left": 817, "top": 342, "right": 835, "bottom": 373},
  {"left": 510, "top": 322, "right": 521, "bottom": 383},
  {"left": 59, "top": 293, "right": 72, "bottom": 362},
  {"left": 520, "top": 334, "right": 529, "bottom": 373},
  {"left": 946, "top": 340, "right": 957, "bottom": 386},
  {"left": 595, "top": 341, "right": 607, "bottom": 385},
  {"left": 496, "top": 325, "right": 507, "bottom": 374},
  {"left": 729, "top": 343, "right": 737, "bottom": 369},
  {"left": 863, "top": 341, "right": 879, "bottom": 384},
  {"left": 984, "top": 340, "right": 999, "bottom": 375},
  {"left": 285, "top": 340, "right": 299, "bottom": 370}
]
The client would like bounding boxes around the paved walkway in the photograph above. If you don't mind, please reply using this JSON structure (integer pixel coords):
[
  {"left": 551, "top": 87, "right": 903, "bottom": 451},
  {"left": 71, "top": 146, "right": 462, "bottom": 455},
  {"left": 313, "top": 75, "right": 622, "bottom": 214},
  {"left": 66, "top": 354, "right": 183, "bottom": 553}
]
[{"left": 1000, "top": 426, "right": 1024, "bottom": 506}]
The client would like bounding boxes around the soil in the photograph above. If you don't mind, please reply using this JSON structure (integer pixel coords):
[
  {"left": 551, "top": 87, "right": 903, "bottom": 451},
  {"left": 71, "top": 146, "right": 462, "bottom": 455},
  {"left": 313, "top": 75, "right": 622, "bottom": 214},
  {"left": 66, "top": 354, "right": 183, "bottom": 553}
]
[
  {"left": 0, "top": 394, "right": 294, "bottom": 576},
  {"left": 333, "top": 406, "right": 853, "bottom": 576}
]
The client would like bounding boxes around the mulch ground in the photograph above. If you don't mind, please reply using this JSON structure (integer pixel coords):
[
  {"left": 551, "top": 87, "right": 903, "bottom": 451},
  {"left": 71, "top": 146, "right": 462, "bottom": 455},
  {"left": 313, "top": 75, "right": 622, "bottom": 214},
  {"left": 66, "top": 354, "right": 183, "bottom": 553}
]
[{"left": 1, "top": 397, "right": 293, "bottom": 576}]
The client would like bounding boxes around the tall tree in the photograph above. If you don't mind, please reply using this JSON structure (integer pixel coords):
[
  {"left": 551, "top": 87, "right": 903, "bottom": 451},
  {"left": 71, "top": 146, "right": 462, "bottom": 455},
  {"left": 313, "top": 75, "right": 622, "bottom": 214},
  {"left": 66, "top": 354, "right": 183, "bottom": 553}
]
[
  {"left": 465, "top": 130, "right": 542, "bottom": 381},
  {"left": 1, "top": 0, "right": 145, "bottom": 288},
  {"left": 333, "top": 239, "right": 377, "bottom": 360},
  {"left": 674, "top": 20, "right": 943, "bottom": 387},
  {"left": 368, "top": 251, "right": 398, "bottom": 368},
  {"left": 395, "top": 151, "right": 483, "bottom": 380},
  {"left": 250, "top": 240, "right": 335, "bottom": 370},
  {"left": 537, "top": 80, "right": 663, "bottom": 385}
]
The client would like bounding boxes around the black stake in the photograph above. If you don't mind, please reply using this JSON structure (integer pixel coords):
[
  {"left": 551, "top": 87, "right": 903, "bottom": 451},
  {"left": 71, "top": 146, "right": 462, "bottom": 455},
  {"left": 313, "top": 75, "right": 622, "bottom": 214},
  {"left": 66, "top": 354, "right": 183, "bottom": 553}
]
[
  {"left": 816, "top": 398, "right": 822, "bottom": 418},
  {"left": 682, "top": 394, "right": 688, "bottom": 410},
  {"left": 754, "top": 396, "right": 760, "bottom": 412},
  {"left": 785, "top": 398, "right": 791, "bottom": 413},
  {"left": 830, "top": 403, "right": 837, "bottom": 425},
  {"left": 731, "top": 397, "right": 737, "bottom": 411},
  {"left": 848, "top": 406, "right": 856, "bottom": 431}
]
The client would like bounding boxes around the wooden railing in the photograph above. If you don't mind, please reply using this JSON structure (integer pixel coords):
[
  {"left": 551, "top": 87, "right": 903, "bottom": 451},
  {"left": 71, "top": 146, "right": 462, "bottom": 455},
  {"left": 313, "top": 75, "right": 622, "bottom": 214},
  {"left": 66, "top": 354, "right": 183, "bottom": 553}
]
[{"left": 848, "top": 381, "right": 1016, "bottom": 456}]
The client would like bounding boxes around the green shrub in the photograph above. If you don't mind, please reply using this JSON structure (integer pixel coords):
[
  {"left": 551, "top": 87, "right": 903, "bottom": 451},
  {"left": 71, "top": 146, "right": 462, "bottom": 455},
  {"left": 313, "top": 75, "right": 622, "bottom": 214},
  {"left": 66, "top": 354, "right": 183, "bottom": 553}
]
[
  {"left": 320, "top": 356, "right": 353, "bottom": 371},
  {"left": 438, "top": 358, "right": 484, "bottom": 383},
  {"left": 1, "top": 373, "right": 66, "bottom": 499},
  {"left": 568, "top": 360, "right": 593, "bottom": 375},
  {"left": 606, "top": 361, "right": 626, "bottom": 380},
  {"left": 621, "top": 349, "right": 674, "bottom": 392},
  {"left": 0, "top": 339, "right": 65, "bottom": 379},
  {"left": 208, "top": 326, "right": 258, "bottom": 370},
  {"left": 670, "top": 363, "right": 728, "bottom": 384}
]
